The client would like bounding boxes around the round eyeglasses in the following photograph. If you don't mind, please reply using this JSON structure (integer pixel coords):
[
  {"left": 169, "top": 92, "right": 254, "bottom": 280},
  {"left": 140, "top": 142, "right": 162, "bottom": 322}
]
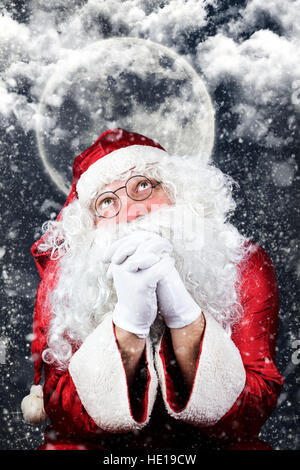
[{"left": 94, "top": 175, "right": 161, "bottom": 219}]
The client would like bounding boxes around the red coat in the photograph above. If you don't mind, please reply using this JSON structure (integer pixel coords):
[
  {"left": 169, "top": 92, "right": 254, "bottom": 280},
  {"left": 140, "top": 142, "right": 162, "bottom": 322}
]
[{"left": 30, "top": 241, "right": 283, "bottom": 451}]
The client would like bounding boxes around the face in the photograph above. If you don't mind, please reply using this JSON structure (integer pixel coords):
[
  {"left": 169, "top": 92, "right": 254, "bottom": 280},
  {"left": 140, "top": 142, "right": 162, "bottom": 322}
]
[{"left": 90, "top": 174, "right": 173, "bottom": 228}]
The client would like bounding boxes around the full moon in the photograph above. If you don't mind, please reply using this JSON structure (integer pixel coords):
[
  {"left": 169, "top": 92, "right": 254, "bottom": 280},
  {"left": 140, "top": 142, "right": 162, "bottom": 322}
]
[{"left": 35, "top": 37, "right": 215, "bottom": 195}]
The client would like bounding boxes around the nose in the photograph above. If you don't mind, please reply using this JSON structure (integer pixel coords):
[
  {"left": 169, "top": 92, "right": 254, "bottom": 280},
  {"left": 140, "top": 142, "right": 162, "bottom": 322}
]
[{"left": 125, "top": 200, "right": 149, "bottom": 222}]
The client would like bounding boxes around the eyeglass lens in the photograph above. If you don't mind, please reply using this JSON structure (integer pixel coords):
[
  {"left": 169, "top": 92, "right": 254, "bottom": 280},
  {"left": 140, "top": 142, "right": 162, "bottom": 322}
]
[{"left": 95, "top": 176, "right": 155, "bottom": 218}]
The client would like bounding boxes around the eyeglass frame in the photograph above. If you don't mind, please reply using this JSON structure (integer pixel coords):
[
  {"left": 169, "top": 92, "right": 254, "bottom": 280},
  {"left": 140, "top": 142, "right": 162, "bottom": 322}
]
[{"left": 93, "top": 174, "right": 162, "bottom": 219}]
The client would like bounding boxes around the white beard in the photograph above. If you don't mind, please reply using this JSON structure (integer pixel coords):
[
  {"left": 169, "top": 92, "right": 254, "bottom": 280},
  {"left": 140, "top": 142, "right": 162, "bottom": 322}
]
[{"left": 42, "top": 199, "right": 249, "bottom": 369}]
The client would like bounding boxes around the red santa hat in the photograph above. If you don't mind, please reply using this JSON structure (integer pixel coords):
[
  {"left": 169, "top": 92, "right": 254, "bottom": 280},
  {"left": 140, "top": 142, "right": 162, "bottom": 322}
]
[
  {"left": 22, "top": 128, "right": 167, "bottom": 424},
  {"left": 76, "top": 128, "right": 167, "bottom": 206}
]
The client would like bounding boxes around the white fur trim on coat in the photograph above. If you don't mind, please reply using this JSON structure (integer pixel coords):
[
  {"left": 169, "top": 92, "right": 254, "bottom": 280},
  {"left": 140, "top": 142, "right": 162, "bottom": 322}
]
[
  {"left": 69, "top": 313, "right": 158, "bottom": 433},
  {"left": 76, "top": 145, "right": 167, "bottom": 205},
  {"left": 154, "top": 312, "right": 246, "bottom": 427}
]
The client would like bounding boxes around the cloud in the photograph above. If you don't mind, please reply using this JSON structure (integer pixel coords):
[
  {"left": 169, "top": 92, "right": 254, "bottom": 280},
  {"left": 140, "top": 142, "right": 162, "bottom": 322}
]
[
  {"left": 195, "top": 0, "right": 300, "bottom": 145},
  {"left": 0, "top": 1, "right": 209, "bottom": 130},
  {"left": 226, "top": 0, "right": 300, "bottom": 39},
  {"left": 0, "top": 0, "right": 299, "bottom": 149}
]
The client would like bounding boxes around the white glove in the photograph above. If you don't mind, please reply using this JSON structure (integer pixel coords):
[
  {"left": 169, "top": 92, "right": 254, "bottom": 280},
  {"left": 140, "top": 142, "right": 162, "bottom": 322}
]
[
  {"left": 103, "top": 231, "right": 201, "bottom": 329},
  {"left": 107, "top": 254, "right": 173, "bottom": 338},
  {"left": 102, "top": 230, "right": 173, "bottom": 269},
  {"left": 156, "top": 255, "right": 202, "bottom": 329}
]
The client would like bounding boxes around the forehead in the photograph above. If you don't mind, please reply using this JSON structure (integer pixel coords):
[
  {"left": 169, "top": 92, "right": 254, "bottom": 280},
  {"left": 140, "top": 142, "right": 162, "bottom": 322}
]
[
  {"left": 101, "top": 178, "right": 125, "bottom": 192},
  {"left": 94, "top": 168, "right": 137, "bottom": 197}
]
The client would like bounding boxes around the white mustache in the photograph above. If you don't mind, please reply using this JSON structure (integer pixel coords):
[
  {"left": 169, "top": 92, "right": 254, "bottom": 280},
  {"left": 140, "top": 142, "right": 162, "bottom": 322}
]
[{"left": 92, "top": 202, "right": 204, "bottom": 256}]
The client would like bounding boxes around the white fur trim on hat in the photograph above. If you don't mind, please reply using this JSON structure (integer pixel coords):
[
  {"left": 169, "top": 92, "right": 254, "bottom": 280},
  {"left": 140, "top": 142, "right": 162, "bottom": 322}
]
[{"left": 76, "top": 145, "right": 167, "bottom": 205}]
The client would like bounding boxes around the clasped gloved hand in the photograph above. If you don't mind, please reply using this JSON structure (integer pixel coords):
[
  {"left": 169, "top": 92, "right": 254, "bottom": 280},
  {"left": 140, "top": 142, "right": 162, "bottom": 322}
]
[{"left": 102, "top": 231, "right": 201, "bottom": 336}]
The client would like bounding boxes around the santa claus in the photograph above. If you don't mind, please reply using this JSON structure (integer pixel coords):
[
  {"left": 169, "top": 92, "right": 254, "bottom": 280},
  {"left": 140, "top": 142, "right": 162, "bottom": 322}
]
[{"left": 21, "top": 128, "right": 283, "bottom": 451}]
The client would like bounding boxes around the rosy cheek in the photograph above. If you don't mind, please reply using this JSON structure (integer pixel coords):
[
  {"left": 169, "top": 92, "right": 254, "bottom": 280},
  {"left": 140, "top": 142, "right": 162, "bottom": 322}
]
[
  {"left": 151, "top": 193, "right": 172, "bottom": 207},
  {"left": 147, "top": 199, "right": 162, "bottom": 213},
  {"left": 126, "top": 202, "right": 149, "bottom": 221}
]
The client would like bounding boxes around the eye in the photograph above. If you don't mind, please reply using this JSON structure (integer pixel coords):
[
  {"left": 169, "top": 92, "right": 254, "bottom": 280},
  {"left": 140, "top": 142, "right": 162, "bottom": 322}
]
[
  {"left": 100, "top": 197, "right": 114, "bottom": 208},
  {"left": 95, "top": 194, "right": 117, "bottom": 213},
  {"left": 137, "top": 179, "right": 151, "bottom": 192}
]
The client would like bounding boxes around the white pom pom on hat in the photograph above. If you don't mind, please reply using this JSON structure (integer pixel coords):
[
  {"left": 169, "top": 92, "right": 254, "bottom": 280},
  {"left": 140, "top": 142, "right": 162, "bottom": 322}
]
[{"left": 21, "top": 385, "right": 47, "bottom": 425}]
